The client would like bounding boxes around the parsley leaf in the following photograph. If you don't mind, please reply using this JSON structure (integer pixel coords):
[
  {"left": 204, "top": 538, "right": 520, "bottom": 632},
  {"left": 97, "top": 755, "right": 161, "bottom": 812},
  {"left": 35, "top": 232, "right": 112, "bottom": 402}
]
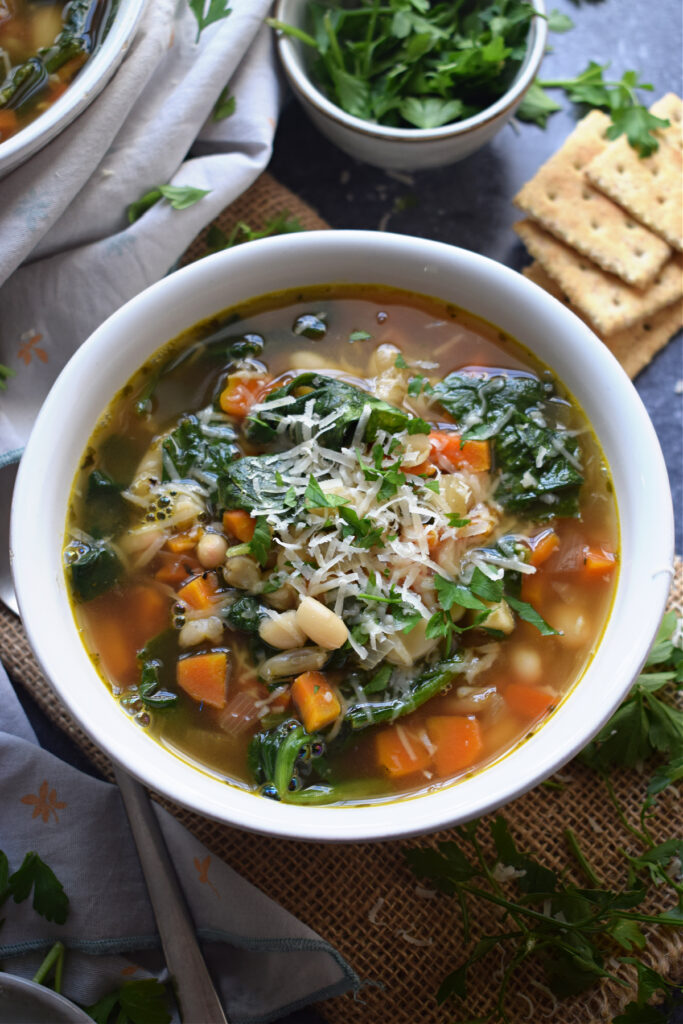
[
  {"left": 205, "top": 211, "right": 305, "bottom": 254},
  {"left": 128, "top": 184, "right": 211, "bottom": 223},
  {"left": 8, "top": 851, "right": 69, "bottom": 924},
  {"left": 0, "top": 364, "right": 15, "bottom": 391},
  {"left": 85, "top": 978, "right": 171, "bottom": 1024},
  {"left": 304, "top": 475, "right": 350, "bottom": 510},
  {"left": 394, "top": 353, "right": 408, "bottom": 369},
  {"left": 339, "top": 506, "right": 384, "bottom": 549},
  {"left": 349, "top": 329, "right": 372, "bottom": 343},
  {"left": 212, "top": 86, "right": 235, "bottom": 121},
  {"left": 527, "top": 62, "right": 670, "bottom": 156},
  {"left": 188, "top": 0, "right": 232, "bottom": 42}
]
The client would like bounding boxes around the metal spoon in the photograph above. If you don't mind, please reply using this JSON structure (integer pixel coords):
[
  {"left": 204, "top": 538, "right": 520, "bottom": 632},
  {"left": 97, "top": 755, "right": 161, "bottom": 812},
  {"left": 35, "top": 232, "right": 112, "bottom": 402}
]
[{"left": 114, "top": 766, "right": 230, "bottom": 1024}]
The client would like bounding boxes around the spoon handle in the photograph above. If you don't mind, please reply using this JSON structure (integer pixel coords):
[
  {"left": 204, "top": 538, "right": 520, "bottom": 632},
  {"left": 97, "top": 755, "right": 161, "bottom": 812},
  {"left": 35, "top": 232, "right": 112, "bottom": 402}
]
[{"left": 113, "top": 766, "right": 230, "bottom": 1024}]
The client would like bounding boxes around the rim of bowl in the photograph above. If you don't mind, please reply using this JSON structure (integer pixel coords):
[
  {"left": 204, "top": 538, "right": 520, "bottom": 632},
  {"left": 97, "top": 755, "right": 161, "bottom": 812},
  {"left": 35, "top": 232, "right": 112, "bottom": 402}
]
[
  {"left": 11, "top": 230, "right": 674, "bottom": 843},
  {"left": 273, "top": 0, "right": 548, "bottom": 143},
  {"left": 0, "top": 973, "right": 93, "bottom": 1024},
  {"left": 0, "top": 0, "right": 147, "bottom": 177}
]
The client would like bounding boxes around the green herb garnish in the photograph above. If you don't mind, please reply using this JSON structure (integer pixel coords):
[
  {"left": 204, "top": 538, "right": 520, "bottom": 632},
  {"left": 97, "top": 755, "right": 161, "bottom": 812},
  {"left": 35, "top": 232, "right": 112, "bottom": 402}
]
[
  {"left": 188, "top": 0, "right": 232, "bottom": 42},
  {"left": 128, "top": 184, "right": 211, "bottom": 224},
  {"left": 268, "top": 0, "right": 537, "bottom": 130},
  {"left": 519, "top": 62, "right": 670, "bottom": 157},
  {"left": 212, "top": 86, "right": 235, "bottom": 121}
]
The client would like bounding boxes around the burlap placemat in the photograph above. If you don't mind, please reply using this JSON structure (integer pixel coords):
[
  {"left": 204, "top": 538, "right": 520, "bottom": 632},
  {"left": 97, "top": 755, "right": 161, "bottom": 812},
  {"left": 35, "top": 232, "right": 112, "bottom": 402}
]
[{"left": 2, "top": 176, "right": 682, "bottom": 1022}]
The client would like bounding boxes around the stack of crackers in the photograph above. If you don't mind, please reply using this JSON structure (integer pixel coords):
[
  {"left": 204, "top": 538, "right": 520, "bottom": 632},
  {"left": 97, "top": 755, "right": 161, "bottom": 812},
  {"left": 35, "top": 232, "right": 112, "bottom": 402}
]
[{"left": 513, "top": 94, "right": 683, "bottom": 378}]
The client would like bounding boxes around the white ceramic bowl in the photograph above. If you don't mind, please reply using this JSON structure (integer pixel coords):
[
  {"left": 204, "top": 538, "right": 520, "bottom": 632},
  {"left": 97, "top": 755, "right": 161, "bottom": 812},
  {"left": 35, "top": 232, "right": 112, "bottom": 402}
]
[
  {"left": 273, "top": 0, "right": 547, "bottom": 170},
  {"left": 12, "top": 231, "right": 673, "bottom": 842},
  {"left": 0, "top": 0, "right": 147, "bottom": 179}
]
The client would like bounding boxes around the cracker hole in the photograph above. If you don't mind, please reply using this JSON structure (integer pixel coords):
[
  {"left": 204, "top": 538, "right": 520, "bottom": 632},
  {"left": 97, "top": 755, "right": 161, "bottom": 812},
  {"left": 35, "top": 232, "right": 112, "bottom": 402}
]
[
  {"left": 617, "top": 164, "right": 625, "bottom": 173},
  {"left": 547, "top": 191, "right": 558, "bottom": 201},
  {"left": 573, "top": 161, "right": 582, "bottom": 171},
  {"left": 590, "top": 220, "right": 600, "bottom": 230},
  {"left": 657, "top": 196, "right": 666, "bottom": 204},
  {"left": 634, "top": 248, "right": 644, "bottom": 257},
  {"left": 643, "top": 322, "right": 652, "bottom": 332},
  {"left": 654, "top": 277, "right": 662, "bottom": 285},
  {"left": 612, "top": 298, "right": 622, "bottom": 307},
  {"left": 651, "top": 167, "right": 659, "bottom": 177},
  {"left": 581, "top": 189, "right": 592, "bottom": 200},
  {"left": 625, "top": 221, "right": 635, "bottom": 229}
]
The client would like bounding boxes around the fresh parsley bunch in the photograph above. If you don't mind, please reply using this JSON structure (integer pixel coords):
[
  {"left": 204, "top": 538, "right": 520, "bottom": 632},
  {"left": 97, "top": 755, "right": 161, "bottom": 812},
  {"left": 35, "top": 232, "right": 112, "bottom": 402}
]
[
  {"left": 269, "top": 0, "right": 539, "bottom": 130},
  {"left": 404, "top": 609, "right": 683, "bottom": 1022}
]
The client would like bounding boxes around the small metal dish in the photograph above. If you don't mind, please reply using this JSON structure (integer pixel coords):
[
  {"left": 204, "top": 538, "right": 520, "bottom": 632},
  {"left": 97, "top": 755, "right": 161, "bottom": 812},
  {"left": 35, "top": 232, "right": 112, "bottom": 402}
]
[
  {"left": 0, "top": 972, "right": 93, "bottom": 1024},
  {"left": 0, "top": 0, "right": 147, "bottom": 179}
]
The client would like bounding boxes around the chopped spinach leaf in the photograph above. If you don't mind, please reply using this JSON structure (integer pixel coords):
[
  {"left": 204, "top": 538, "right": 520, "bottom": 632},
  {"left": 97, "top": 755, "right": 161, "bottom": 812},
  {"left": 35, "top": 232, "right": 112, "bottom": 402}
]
[
  {"left": 162, "top": 414, "right": 239, "bottom": 489},
  {"left": 245, "top": 373, "right": 419, "bottom": 449},
  {"left": 83, "top": 470, "right": 128, "bottom": 538},
  {"left": 433, "top": 371, "right": 584, "bottom": 519},
  {"left": 67, "top": 539, "right": 122, "bottom": 601},
  {"left": 224, "top": 595, "right": 266, "bottom": 634},
  {"left": 293, "top": 313, "right": 327, "bottom": 340}
]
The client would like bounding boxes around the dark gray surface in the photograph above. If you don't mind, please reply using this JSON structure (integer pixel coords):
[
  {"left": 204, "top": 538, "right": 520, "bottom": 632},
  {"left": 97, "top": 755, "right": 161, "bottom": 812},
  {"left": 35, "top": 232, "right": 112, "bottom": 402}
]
[{"left": 269, "top": 0, "right": 683, "bottom": 551}]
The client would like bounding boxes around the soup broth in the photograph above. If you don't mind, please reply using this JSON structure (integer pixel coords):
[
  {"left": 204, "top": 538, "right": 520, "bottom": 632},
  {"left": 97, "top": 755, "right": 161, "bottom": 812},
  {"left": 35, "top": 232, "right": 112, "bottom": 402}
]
[
  {"left": 65, "top": 285, "right": 618, "bottom": 806},
  {"left": 0, "top": 0, "right": 108, "bottom": 142}
]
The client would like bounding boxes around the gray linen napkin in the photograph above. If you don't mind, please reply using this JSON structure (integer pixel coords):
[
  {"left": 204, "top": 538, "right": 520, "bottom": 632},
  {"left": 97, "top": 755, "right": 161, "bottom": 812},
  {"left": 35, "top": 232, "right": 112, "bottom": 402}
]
[
  {"left": 0, "top": 0, "right": 280, "bottom": 464},
  {"left": 0, "top": 662, "right": 359, "bottom": 1022}
]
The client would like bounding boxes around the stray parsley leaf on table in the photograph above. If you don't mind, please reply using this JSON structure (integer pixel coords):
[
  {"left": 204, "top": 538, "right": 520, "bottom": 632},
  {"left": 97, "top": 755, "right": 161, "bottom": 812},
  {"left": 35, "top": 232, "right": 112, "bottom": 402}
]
[
  {"left": 85, "top": 978, "right": 171, "bottom": 1024},
  {"left": 518, "top": 61, "right": 670, "bottom": 156},
  {"left": 212, "top": 86, "right": 236, "bottom": 121},
  {"left": 188, "top": 0, "right": 232, "bottom": 43},
  {"left": 3, "top": 850, "right": 69, "bottom": 924},
  {"left": 127, "top": 185, "right": 211, "bottom": 224},
  {"left": 204, "top": 211, "right": 305, "bottom": 255}
]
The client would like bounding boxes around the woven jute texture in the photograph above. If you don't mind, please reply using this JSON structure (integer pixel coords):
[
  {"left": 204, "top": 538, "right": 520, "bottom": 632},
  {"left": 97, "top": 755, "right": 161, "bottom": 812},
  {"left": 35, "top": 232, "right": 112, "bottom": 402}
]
[{"left": 3, "top": 175, "right": 682, "bottom": 1022}]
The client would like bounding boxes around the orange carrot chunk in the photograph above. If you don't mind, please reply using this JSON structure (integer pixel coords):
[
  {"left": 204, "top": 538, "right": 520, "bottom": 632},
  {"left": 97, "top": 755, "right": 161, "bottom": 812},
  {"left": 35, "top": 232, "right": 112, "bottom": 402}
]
[
  {"left": 429, "top": 430, "right": 491, "bottom": 472},
  {"left": 581, "top": 546, "right": 617, "bottom": 579},
  {"left": 376, "top": 725, "right": 432, "bottom": 778},
  {"left": 504, "top": 683, "right": 555, "bottom": 720},
  {"left": 222, "top": 509, "right": 255, "bottom": 543},
  {"left": 177, "top": 652, "right": 228, "bottom": 709},
  {"left": 219, "top": 375, "right": 271, "bottom": 418},
  {"left": 427, "top": 716, "right": 484, "bottom": 777},
  {"left": 291, "top": 671, "right": 341, "bottom": 733},
  {"left": 166, "top": 528, "right": 200, "bottom": 553},
  {"left": 529, "top": 529, "right": 560, "bottom": 567},
  {"left": 176, "top": 573, "right": 218, "bottom": 610}
]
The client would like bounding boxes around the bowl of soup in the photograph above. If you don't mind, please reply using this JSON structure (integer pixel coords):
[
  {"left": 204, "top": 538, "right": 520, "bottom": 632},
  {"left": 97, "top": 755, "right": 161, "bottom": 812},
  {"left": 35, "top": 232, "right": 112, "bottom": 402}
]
[
  {"left": 11, "top": 231, "right": 673, "bottom": 841},
  {"left": 0, "top": 0, "right": 146, "bottom": 178}
]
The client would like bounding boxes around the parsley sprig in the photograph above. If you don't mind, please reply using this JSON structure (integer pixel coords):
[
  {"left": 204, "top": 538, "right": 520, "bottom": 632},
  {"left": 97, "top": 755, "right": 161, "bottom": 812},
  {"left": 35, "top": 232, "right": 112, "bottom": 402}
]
[
  {"left": 0, "top": 364, "right": 15, "bottom": 390},
  {"left": 205, "top": 211, "right": 305, "bottom": 255},
  {"left": 519, "top": 62, "right": 670, "bottom": 157},
  {"left": 128, "top": 184, "right": 211, "bottom": 224},
  {"left": 188, "top": 0, "right": 231, "bottom": 42},
  {"left": 404, "top": 609, "right": 683, "bottom": 1022}
]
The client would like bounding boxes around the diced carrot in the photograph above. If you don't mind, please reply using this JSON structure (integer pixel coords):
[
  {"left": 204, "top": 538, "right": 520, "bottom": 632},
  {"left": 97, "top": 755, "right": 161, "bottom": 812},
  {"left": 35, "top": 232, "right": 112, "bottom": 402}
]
[
  {"left": 219, "top": 375, "right": 272, "bottom": 418},
  {"left": 176, "top": 573, "right": 218, "bottom": 610},
  {"left": 429, "top": 430, "right": 491, "bottom": 472},
  {"left": 580, "top": 546, "right": 617, "bottom": 580},
  {"left": 529, "top": 529, "right": 560, "bottom": 567},
  {"left": 520, "top": 570, "right": 546, "bottom": 609},
  {"left": 376, "top": 725, "right": 432, "bottom": 778},
  {"left": 177, "top": 652, "right": 228, "bottom": 709},
  {"left": 154, "top": 550, "right": 201, "bottom": 587},
  {"left": 166, "top": 527, "right": 200, "bottom": 553},
  {"left": 291, "top": 671, "right": 341, "bottom": 733},
  {"left": 223, "top": 509, "right": 255, "bottom": 543},
  {"left": 504, "top": 683, "right": 555, "bottom": 720},
  {"left": 427, "top": 716, "right": 484, "bottom": 776}
]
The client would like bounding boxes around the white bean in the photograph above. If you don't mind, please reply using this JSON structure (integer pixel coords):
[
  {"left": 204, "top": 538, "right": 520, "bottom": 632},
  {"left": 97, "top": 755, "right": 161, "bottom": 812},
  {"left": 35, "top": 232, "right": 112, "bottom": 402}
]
[
  {"left": 295, "top": 595, "right": 349, "bottom": 650},
  {"left": 510, "top": 645, "right": 543, "bottom": 684},
  {"left": 258, "top": 610, "right": 307, "bottom": 650},
  {"left": 223, "top": 555, "right": 261, "bottom": 590},
  {"left": 197, "top": 532, "right": 228, "bottom": 568},
  {"left": 265, "top": 584, "right": 298, "bottom": 611},
  {"left": 260, "top": 646, "right": 328, "bottom": 681},
  {"left": 179, "top": 615, "right": 224, "bottom": 649}
]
